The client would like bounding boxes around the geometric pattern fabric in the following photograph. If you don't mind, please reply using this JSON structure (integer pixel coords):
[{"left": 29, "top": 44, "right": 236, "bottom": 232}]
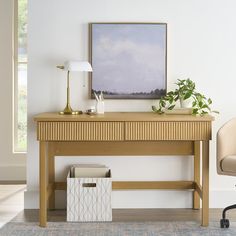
[{"left": 67, "top": 175, "right": 112, "bottom": 222}]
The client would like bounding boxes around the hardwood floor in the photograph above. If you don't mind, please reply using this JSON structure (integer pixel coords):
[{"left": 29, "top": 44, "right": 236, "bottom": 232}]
[
  {"left": 1, "top": 184, "right": 236, "bottom": 226},
  {"left": 0, "top": 185, "right": 26, "bottom": 228},
  {"left": 12, "top": 208, "right": 236, "bottom": 224}
]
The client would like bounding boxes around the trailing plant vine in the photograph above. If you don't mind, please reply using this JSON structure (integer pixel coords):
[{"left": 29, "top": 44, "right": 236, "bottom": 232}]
[{"left": 152, "top": 79, "right": 219, "bottom": 115}]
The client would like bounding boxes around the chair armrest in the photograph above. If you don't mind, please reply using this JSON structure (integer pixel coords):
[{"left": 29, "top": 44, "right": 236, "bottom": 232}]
[{"left": 217, "top": 118, "right": 236, "bottom": 175}]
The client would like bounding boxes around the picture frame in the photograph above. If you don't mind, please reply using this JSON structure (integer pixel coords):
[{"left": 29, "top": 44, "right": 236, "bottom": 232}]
[{"left": 89, "top": 23, "right": 167, "bottom": 99}]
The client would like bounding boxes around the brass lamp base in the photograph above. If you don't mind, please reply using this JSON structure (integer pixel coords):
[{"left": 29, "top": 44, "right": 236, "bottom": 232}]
[
  {"left": 59, "top": 104, "right": 83, "bottom": 115},
  {"left": 59, "top": 110, "right": 82, "bottom": 115}
]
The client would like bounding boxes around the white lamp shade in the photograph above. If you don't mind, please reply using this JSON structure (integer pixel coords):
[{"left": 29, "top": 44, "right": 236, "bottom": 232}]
[{"left": 64, "top": 61, "right": 93, "bottom": 72}]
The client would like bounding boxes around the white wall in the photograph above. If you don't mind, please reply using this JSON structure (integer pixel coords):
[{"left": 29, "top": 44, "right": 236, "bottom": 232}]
[
  {"left": 0, "top": 0, "right": 26, "bottom": 181},
  {"left": 26, "top": 0, "right": 236, "bottom": 208}
]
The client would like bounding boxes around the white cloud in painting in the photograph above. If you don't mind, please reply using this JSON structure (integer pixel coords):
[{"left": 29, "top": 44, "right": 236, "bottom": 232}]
[{"left": 92, "top": 25, "right": 166, "bottom": 94}]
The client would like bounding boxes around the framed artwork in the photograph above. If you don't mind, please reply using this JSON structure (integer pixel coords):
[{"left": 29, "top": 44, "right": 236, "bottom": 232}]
[{"left": 90, "top": 23, "right": 167, "bottom": 99}]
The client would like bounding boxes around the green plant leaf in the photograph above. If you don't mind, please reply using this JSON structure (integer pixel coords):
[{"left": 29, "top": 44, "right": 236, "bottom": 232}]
[
  {"left": 174, "top": 95, "right": 179, "bottom": 101},
  {"left": 208, "top": 98, "right": 212, "bottom": 104},
  {"left": 201, "top": 111, "right": 208, "bottom": 115},
  {"left": 152, "top": 106, "right": 158, "bottom": 112},
  {"left": 153, "top": 78, "right": 217, "bottom": 117},
  {"left": 202, "top": 104, "right": 209, "bottom": 109},
  {"left": 168, "top": 105, "right": 175, "bottom": 110},
  {"left": 169, "top": 97, "right": 174, "bottom": 104},
  {"left": 195, "top": 93, "right": 201, "bottom": 98},
  {"left": 167, "top": 91, "right": 174, "bottom": 96},
  {"left": 161, "top": 100, "right": 166, "bottom": 107},
  {"left": 192, "top": 108, "right": 198, "bottom": 114},
  {"left": 212, "top": 110, "right": 220, "bottom": 114},
  {"left": 192, "top": 101, "right": 197, "bottom": 107},
  {"left": 198, "top": 101, "right": 203, "bottom": 108},
  {"left": 184, "top": 91, "right": 192, "bottom": 100}
]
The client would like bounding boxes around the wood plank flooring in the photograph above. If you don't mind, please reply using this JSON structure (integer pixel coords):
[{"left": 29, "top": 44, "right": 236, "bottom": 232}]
[
  {"left": 12, "top": 208, "right": 236, "bottom": 224},
  {"left": 0, "top": 185, "right": 26, "bottom": 228},
  {"left": 2, "top": 184, "right": 236, "bottom": 227}
]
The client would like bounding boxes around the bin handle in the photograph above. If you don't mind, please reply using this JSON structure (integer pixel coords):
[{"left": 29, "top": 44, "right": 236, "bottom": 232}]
[{"left": 82, "top": 183, "right": 96, "bottom": 188}]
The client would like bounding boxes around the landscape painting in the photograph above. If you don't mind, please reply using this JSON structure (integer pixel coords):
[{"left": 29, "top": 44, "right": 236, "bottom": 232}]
[{"left": 90, "top": 23, "right": 167, "bottom": 99}]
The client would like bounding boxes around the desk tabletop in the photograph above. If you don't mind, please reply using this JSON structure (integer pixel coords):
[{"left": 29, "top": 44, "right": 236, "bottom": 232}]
[{"left": 34, "top": 112, "right": 214, "bottom": 122}]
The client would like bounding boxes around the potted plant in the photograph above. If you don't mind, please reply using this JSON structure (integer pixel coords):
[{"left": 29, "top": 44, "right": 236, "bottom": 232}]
[{"left": 152, "top": 79, "right": 218, "bottom": 115}]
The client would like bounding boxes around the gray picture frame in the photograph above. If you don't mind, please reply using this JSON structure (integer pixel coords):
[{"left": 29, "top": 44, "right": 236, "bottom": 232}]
[{"left": 89, "top": 23, "right": 167, "bottom": 99}]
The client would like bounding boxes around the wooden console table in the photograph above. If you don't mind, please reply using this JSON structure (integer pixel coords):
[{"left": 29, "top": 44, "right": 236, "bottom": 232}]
[{"left": 34, "top": 112, "right": 214, "bottom": 227}]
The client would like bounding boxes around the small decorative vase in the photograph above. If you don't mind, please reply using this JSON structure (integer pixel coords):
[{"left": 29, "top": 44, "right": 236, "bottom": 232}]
[
  {"left": 96, "top": 101, "right": 105, "bottom": 114},
  {"left": 179, "top": 97, "right": 192, "bottom": 108}
]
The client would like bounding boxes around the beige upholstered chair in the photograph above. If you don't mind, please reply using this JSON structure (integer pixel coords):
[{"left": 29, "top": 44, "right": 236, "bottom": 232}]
[{"left": 217, "top": 118, "right": 236, "bottom": 228}]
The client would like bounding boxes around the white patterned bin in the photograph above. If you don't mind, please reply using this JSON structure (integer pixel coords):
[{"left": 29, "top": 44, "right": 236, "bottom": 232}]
[{"left": 67, "top": 168, "right": 112, "bottom": 222}]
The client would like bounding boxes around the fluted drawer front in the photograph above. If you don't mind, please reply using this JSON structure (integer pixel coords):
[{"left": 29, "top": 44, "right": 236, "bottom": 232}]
[
  {"left": 37, "top": 122, "right": 124, "bottom": 141},
  {"left": 125, "top": 121, "right": 211, "bottom": 141}
]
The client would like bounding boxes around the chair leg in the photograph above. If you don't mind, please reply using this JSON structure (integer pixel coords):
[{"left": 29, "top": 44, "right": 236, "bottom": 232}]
[{"left": 220, "top": 204, "right": 236, "bottom": 228}]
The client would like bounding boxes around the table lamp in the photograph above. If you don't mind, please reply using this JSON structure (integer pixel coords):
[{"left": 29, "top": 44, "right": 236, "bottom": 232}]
[{"left": 57, "top": 61, "right": 92, "bottom": 115}]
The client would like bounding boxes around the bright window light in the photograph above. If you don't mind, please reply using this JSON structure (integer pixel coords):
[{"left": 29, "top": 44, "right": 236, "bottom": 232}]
[{"left": 14, "top": 0, "right": 27, "bottom": 153}]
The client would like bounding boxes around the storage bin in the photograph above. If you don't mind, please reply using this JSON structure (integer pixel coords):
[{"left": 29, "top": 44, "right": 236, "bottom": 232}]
[{"left": 67, "top": 167, "right": 112, "bottom": 222}]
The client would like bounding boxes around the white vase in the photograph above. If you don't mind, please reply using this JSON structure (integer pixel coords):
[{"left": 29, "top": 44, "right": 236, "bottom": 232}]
[
  {"left": 96, "top": 101, "right": 105, "bottom": 114},
  {"left": 179, "top": 97, "right": 192, "bottom": 108}
]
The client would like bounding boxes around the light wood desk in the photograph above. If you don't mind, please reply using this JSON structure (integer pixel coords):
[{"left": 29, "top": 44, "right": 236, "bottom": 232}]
[{"left": 34, "top": 112, "right": 214, "bottom": 227}]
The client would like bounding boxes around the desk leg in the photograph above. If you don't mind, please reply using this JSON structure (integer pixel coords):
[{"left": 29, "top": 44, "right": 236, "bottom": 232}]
[
  {"left": 193, "top": 141, "right": 200, "bottom": 209},
  {"left": 48, "top": 143, "right": 55, "bottom": 210},
  {"left": 202, "top": 140, "right": 209, "bottom": 227},
  {"left": 39, "top": 141, "right": 47, "bottom": 227}
]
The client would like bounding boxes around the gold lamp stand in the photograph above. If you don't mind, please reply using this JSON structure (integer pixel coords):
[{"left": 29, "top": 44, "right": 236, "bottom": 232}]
[
  {"left": 59, "top": 70, "right": 82, "bottom": 115},
  {"left": 57, "top": 61, "right": 92, "bottom": 115}
]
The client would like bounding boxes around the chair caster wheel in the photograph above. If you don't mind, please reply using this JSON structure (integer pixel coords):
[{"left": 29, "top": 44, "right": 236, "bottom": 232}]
[{"left": 220, "top": 218, "right": 230, "bottom": 228}]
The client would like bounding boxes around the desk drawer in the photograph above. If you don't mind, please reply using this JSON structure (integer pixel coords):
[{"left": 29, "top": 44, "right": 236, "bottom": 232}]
[
  {"left": 125, "top": 121, "right": 211, "bottom": 140},
  {"left": 37, "top": 122, "right": 124, "bottom": 141}
]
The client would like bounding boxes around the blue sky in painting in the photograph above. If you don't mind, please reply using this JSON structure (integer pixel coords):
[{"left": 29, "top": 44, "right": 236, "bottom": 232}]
[{"left": 92, "top": 24, "right": 166, "bottom": 93}]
